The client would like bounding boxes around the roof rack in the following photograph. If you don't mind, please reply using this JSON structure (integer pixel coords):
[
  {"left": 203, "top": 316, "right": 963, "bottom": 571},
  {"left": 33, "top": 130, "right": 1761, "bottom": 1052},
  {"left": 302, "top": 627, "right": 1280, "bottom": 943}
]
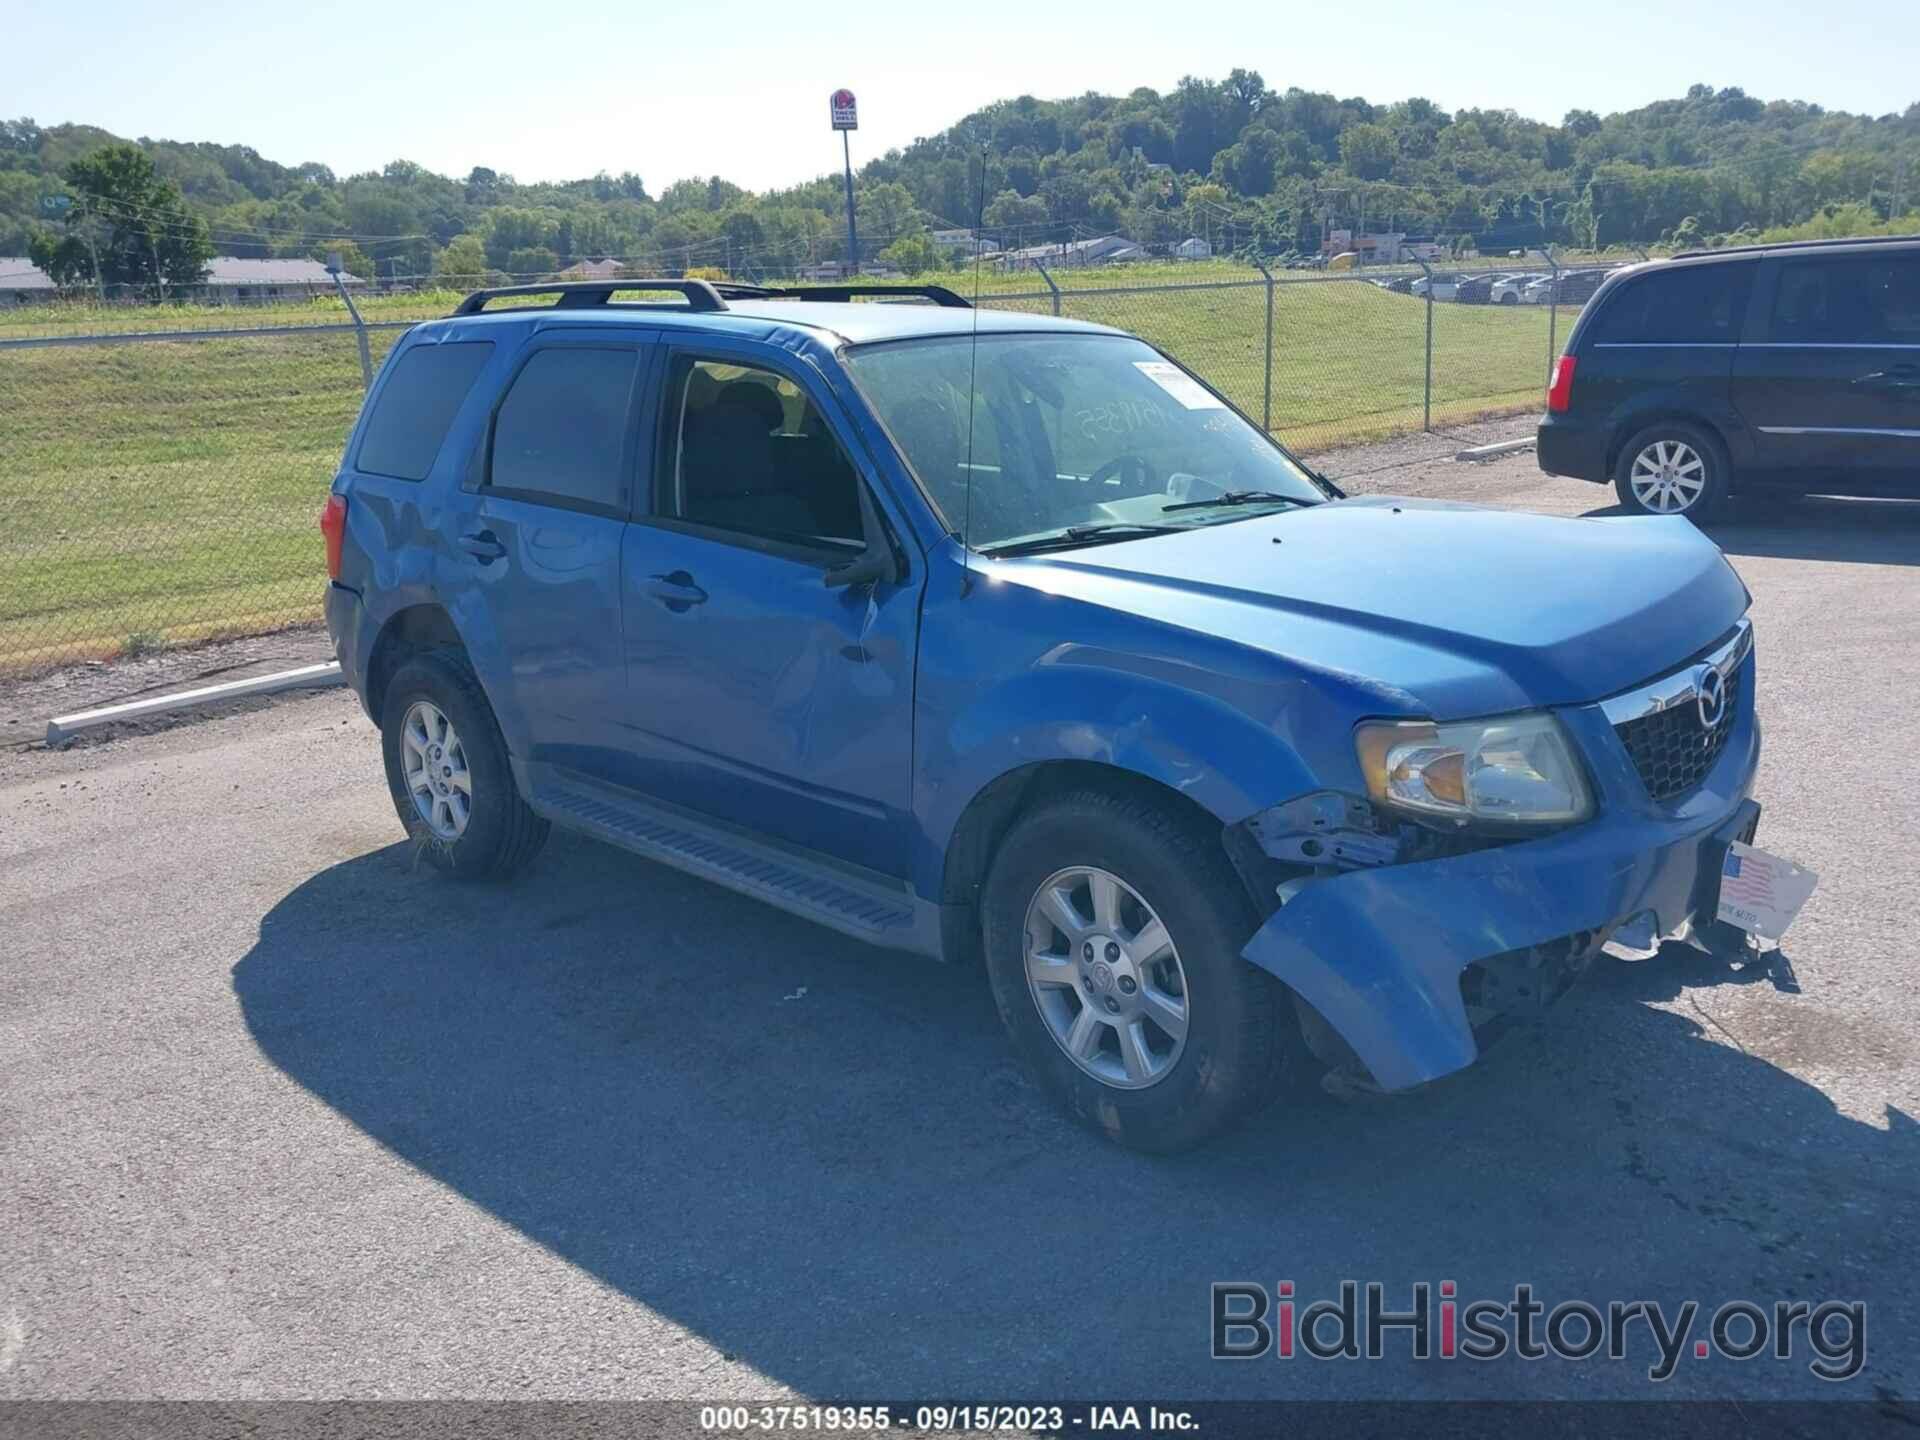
[
  {"left": 452, "top": 279, "right": 728, "bottom": 316},
  {"left": 1672, "top": 233, "right": 1920, "bottom": 260},
  {"left": 717, "top": 283, "right": 972, "bottom": 309}
]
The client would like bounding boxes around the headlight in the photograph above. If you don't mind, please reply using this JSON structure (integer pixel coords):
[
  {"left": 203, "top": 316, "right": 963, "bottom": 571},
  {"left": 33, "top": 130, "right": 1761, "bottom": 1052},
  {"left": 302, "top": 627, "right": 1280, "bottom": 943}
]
[{"left": 1355, "top": 712, "right": 1593, "bottom": 828}]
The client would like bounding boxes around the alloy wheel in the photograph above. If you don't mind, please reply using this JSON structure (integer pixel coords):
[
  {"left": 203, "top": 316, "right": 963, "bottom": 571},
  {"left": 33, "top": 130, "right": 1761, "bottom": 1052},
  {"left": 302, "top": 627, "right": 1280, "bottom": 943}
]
[
  {"left": 1629, "top": 440, "right": 1708, "bottom": 513},
  {"left": 401, "top": 700, "right": 472, "bottom": 840},
  {"left": 1022, "top": 866, "right": 1190, "bottom": 1089}
]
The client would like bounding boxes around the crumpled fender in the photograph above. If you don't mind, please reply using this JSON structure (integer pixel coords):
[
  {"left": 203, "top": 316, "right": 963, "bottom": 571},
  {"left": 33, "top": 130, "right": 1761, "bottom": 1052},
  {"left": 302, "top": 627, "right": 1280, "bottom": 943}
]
[
  {"left": 1242, "top": 864, "right": 1482, "bottom": 1092},
  {"left": 1243, "top": 789, "right": 1761, "bottom": 1092}
]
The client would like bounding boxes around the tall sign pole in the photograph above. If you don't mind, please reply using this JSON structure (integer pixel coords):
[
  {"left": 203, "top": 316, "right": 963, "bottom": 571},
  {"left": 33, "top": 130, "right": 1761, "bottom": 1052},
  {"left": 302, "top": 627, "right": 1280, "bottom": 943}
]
[{"left": 831, "top": 89, "right": 859, "bottom": 276}]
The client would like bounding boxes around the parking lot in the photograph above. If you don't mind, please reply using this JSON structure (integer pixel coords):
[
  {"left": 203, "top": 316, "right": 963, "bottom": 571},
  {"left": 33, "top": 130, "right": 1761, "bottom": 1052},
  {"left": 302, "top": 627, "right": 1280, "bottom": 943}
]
[{"left": 2, "top": 435, "right": 1916, "bottom": 1403}]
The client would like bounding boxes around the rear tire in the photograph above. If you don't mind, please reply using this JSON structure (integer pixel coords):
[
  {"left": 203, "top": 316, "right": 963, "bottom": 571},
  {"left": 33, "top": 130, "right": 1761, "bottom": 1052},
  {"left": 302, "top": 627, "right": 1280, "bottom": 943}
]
[
  {"left": 380, "top": 648, "right": 549, "bottom": 881},
  {"left": 981, "top": 787, "right": 1298, "bottom": 1152},
  {"left": 1613, "top": 420, "right": 1730, "bottom": 522}
]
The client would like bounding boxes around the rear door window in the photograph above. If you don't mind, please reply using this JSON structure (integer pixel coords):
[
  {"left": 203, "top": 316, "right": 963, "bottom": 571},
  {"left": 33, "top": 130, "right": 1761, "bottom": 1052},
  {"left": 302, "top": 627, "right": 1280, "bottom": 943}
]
[
  {"left": 488, "top": 346, "right": 641, "bottom": 512},
  {"left": 1589, "top": 263, "right": 1755, "bottom": 344},
  {"left": 1770, "top": 254, "right": 1920, "bottom": 344},
  {"left": 355, "top": 341, "right": 494, "bottom": 480}
]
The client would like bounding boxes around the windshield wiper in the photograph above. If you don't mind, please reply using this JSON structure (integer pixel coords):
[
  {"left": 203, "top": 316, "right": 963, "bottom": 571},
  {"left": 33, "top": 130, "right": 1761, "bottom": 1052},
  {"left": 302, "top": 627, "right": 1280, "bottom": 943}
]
[
  {"left": 982, "top": 522, "right": 1184, "bottom": 557},
  {"left": 1161, "top": 490, "right": 1315, "bottom": 514}
]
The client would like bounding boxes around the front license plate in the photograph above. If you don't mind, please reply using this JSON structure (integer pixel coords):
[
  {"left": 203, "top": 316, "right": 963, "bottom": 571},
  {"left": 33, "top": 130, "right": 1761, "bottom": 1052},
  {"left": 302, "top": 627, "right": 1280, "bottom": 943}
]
[{"left": 1716, "top": 841, "right": 1818, "bottom": 942}]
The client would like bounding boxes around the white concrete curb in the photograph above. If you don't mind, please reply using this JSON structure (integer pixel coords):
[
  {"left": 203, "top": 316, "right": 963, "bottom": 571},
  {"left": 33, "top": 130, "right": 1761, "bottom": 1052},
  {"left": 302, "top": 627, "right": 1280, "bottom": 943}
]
[
  {"left": 1454, "top": 438, "right": 1536, "bottom": 462},
  {"left": 45, "top": 662, "right": 343, "bottom": 746}
]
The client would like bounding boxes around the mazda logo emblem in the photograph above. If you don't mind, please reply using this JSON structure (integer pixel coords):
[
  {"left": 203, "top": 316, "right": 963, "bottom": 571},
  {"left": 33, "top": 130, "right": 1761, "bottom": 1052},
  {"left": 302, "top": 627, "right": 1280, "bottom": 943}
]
[{"left": 1695, "top": 666, "right": 1728, "bottom": 729}]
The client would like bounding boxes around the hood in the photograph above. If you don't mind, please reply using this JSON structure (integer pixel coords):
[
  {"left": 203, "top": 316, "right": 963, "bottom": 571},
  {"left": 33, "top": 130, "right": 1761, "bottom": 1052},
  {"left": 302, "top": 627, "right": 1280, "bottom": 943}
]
[{"left": 1007, "top": 497, "right": 1749, "bottom": 718}]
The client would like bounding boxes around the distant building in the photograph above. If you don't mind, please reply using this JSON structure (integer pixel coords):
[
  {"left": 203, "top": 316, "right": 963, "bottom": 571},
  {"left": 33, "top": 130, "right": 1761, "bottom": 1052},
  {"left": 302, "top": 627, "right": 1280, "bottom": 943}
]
[
  {"left": 1000, "top": 234, "right": 1145, "bottom": 270},
  {"left": 0, "top": 257, "right": 57, "bottom": 305},
  {"left": 1174, "top": 236, "right": 1213, "bottom": 260},
  {"left": 559, "top": 257, "right": 626, "bottom": 280},
  {"left": 929, "top": 229, "right": 989, "bottom": 257},
  {"left": 199, "top": 256, "right": 365, "bottom": 301},
  {"left": 1321, "top": 231, "right": 1437, "bottom": 265},
  {"left": 0, "top": 255, "right": 364, "bottom": 304}
]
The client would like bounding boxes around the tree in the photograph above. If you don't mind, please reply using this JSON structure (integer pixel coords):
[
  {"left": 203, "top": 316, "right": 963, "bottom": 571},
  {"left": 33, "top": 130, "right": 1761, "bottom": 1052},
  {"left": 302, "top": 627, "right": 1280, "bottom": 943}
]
[
  {"left": 483, "top": 208, "right": 559, "bottom": 269},
  {"left": 435, "top": 234, "right": 489, "bottom": 284},
  {"left": 503, "top": 245, "right": 559, "bottom": 276},
  {"left": 877, "top": 233, "right": 939, "bottom": 276},
  {"left": 33, "top": 143, "right": 212, "bottom": 295},
  {"left": 983, "top": 189, "right": 1049, "bottom": 239},
  {"left": 856, "top": 181, "right": 922, "bottom": 245},
  {"left": 1339, "top": 123, "right": 1398, "bottom": 182}
]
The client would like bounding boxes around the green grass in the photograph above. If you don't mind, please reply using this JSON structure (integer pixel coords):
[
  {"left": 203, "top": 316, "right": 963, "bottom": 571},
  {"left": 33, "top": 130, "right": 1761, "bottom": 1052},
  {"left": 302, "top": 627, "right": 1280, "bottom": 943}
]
[{"left": 0, "top": 269, "right": 1570, "bottom": 671}]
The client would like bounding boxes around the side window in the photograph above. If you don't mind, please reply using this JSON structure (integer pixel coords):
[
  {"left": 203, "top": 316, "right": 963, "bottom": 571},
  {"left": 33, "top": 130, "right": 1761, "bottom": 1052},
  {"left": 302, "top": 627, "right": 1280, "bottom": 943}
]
[
  {"left": 1772, "top": 256, "right": 1920, "bottom": 343},
  {"left": 664, "top": 357, "right": 865, "bottom": 549},
  {"left": 1589, "top": 263, "right": 1754, "bottom": 344},
  {"left": 488, "top": 347, "right": 639, "bottom": 510},
  {"left": 356, "top": 341, "right": 494, "bottom": 480}
]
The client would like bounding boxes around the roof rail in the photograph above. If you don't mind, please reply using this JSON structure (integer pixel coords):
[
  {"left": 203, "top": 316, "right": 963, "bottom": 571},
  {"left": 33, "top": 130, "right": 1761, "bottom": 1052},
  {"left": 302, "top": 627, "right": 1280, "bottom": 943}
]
[
  {"left": 722, "top": 283, "right": 972, "bottom": 309},
  {"left": 1672, "top": 233, "right": 1920, "bottom": 260},
  {"left": 452, "top": 279, "right": 729, "bottom": 316}
]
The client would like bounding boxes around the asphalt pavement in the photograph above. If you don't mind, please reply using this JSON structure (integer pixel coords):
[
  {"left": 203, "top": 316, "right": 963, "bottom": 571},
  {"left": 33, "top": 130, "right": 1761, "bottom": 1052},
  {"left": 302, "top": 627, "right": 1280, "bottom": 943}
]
[{"left": 2, "top": 439, "right": 1917, "bottom": 1405}]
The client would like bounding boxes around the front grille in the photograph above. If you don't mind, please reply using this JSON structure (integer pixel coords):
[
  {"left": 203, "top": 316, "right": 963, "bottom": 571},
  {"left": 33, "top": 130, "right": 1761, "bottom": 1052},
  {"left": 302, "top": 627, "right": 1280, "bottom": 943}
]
[{"left": 1614, "top": 661, "right": 1743, "bottom": 801}]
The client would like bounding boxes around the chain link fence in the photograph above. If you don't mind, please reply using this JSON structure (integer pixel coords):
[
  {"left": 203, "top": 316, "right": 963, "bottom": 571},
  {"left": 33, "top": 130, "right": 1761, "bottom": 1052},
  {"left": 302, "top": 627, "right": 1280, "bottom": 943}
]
[{"left": 0, "top": 259, "right": 1618, "bottom": 674}]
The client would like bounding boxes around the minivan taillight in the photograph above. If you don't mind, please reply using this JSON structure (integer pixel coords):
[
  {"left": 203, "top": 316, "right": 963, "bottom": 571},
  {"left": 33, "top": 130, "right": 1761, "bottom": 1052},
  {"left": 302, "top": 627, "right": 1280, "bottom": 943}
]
[
  {"left": 1546, "top": 354, "right": 1577, "bottom": 413},
  {"left": 320, "top": 494, "right": 347, "bottom": 580}
]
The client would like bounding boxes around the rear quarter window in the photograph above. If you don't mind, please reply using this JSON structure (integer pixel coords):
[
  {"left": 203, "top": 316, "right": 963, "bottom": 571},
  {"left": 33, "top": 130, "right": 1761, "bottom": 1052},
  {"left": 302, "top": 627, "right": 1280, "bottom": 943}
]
[
  {"left": 1587, "top": 263, "right": 1755, "bottom": 345},
  {"left": 354, "top": 341, "right": 495, "bottom": 481}
]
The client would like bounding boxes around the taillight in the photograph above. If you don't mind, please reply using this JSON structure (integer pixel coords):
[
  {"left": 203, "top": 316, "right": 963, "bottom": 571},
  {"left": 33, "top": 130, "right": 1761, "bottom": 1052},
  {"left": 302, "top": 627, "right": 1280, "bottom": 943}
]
[
  {"left": 1546, "top": 354, "right": 1577, "bottom": 414},
  {"left": 320, "top": 494, "right": 347, "bottom": 580}
]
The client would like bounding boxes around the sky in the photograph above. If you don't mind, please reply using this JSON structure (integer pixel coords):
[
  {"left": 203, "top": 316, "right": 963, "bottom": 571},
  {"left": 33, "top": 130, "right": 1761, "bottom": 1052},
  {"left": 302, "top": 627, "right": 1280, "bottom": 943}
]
[{"left": 10, "top": 0, "right": 1915, "bottom": 195}]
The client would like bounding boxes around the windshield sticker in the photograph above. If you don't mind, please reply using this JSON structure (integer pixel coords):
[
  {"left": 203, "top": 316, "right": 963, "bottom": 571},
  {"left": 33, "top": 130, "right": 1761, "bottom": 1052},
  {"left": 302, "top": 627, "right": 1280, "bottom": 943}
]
[{"left": 1133, "top": 361, "right": 1224, "bottom": 409}]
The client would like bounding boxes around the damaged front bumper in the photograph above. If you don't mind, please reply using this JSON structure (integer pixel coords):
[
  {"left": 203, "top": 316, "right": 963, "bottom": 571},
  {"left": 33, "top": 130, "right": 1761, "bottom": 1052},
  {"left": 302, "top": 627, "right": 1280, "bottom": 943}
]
[{"left": 1241, "top": 694, "right": 1760, "bottom": 1092}]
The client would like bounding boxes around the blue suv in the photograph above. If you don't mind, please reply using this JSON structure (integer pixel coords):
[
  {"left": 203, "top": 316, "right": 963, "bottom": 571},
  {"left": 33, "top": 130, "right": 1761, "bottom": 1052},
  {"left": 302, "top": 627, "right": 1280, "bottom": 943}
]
[{"left": 323, "top": 279, "right": 1763, "bottom": 1150}]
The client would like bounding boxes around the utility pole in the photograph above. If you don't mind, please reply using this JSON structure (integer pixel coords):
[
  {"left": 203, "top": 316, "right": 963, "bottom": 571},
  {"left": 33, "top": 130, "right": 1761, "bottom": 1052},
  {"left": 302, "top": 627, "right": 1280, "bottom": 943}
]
[{"left": 831, "top": 89, "right": 860, "bottom": 277}]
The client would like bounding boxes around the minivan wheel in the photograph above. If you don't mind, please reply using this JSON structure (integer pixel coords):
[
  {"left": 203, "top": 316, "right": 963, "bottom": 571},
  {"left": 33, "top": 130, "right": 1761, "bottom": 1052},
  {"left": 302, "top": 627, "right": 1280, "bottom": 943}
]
[
  {"left": 981, "top": 787, "right": 1297, "bottom": 1152},
  {"left": 379, "top": 647, "right": 549, "bottom": 880},
  {"left": 1614, "top": 422, "right": 1728, "bottom": 520}
]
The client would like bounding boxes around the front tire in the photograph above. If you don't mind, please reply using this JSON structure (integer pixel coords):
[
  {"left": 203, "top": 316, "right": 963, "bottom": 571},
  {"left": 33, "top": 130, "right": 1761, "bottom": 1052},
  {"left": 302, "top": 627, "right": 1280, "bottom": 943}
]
[
  {"left": 981, "top": 787, "right": 1297, "bottom": 1152},
  {"left": 380, "top": 648, "right": 549, "bottom": 880},
  {"left": 1613, "top": 421, "right": 1729, "bottom": 521}
]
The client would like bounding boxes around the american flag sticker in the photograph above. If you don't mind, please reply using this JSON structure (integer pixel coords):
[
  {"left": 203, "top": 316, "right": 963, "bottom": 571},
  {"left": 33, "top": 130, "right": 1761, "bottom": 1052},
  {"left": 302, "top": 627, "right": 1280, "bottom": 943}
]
[{"left": 1716, "top": 841, "right": 1818, "bottom": 942}]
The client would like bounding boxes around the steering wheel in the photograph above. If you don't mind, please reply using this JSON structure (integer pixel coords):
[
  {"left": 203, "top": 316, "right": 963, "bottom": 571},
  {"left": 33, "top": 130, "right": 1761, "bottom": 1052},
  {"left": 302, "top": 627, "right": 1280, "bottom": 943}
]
[{"left": 1088, "top": 453, "right": 1155, "bottom": 496}]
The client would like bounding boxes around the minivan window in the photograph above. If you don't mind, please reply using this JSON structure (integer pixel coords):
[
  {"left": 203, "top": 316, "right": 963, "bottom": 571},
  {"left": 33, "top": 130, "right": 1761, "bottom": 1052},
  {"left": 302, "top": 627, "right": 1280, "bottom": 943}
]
[
  {"left": 1771, "top": 255, "right": 1920, "bottom": 344},
  {"left": 489, "top": 346, "right": 638, "bottom": 510},
  {"left": 355, "top": 341, "right": 494, "bottom": 481},
  {"left": 1588, "top": 263, "right": 1755, "bottom": 345}
]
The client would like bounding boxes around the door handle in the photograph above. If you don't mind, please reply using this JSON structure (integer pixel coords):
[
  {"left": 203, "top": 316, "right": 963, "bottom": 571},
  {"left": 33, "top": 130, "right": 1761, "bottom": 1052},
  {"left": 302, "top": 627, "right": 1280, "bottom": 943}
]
[
  {"left": 460, "top": 529, "right": 507, "bottom": 562},
  {"left": 644, "top": 570, "right": 708, "bottom": 612}
]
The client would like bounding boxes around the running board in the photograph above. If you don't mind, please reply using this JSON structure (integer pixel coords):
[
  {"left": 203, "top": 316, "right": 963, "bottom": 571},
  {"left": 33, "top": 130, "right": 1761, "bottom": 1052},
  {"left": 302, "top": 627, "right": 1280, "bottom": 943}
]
[{"left": 526, "top": 770, "right": 939, "bottom": 955}]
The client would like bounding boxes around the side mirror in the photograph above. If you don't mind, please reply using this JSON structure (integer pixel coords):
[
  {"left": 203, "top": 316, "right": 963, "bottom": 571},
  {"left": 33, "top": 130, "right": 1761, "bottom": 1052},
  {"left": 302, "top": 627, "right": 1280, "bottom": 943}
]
[
  {"left": 823, "top": 481, "right": 903, "bottom": 589},
  {"left": 823, "top": 547, "right": 897, "bottom": 589}
]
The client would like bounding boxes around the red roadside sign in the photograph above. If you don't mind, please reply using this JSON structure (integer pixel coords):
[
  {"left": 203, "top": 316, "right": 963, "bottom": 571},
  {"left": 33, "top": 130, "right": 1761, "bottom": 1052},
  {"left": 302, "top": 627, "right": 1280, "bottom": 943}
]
[{"left": 830, "top": 89, "right": 858, "bottom": 131}]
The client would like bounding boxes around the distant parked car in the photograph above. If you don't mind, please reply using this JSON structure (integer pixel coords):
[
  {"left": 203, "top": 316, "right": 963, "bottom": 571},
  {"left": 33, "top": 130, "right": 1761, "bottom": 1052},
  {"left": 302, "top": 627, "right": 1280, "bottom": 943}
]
[
  {"left": 1454, "top": 274, "right": 1500, "bottom": 304},
  {"left": 1537, "top": 235, "right": 1920, "bottom": 518},
  {"left": 1384, "top": 275, "right": 1418, "bottom": 295},
  {"left": 1409, "top": 273, "right": 1459, "bottom": 300},
  {"left": 1490, "top": 274, "right": 1538, "bottom": 305},
  {"left": 1523, "top": 272, "right": 1602, "bottom": 305}
]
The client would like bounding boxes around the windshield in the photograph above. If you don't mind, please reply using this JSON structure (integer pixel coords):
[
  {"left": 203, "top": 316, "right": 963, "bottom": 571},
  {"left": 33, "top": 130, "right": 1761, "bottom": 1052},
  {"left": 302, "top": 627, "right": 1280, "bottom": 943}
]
[{"left": 843, "top": 333, "right": 1325, "bottom": 551}]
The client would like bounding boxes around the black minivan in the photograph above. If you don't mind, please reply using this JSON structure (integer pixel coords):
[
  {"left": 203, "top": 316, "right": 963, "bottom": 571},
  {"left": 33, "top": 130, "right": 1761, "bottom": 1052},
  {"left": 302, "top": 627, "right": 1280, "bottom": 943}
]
[{"left": 1537, "top": 235, "right": 1920, "bottom": 518}]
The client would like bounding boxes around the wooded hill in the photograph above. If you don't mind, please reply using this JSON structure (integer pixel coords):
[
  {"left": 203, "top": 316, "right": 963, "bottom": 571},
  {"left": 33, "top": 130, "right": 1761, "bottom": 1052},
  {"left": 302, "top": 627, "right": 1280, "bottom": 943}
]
[{"left": 3, "top": 77, "right": 1916, "bottom": 282}]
